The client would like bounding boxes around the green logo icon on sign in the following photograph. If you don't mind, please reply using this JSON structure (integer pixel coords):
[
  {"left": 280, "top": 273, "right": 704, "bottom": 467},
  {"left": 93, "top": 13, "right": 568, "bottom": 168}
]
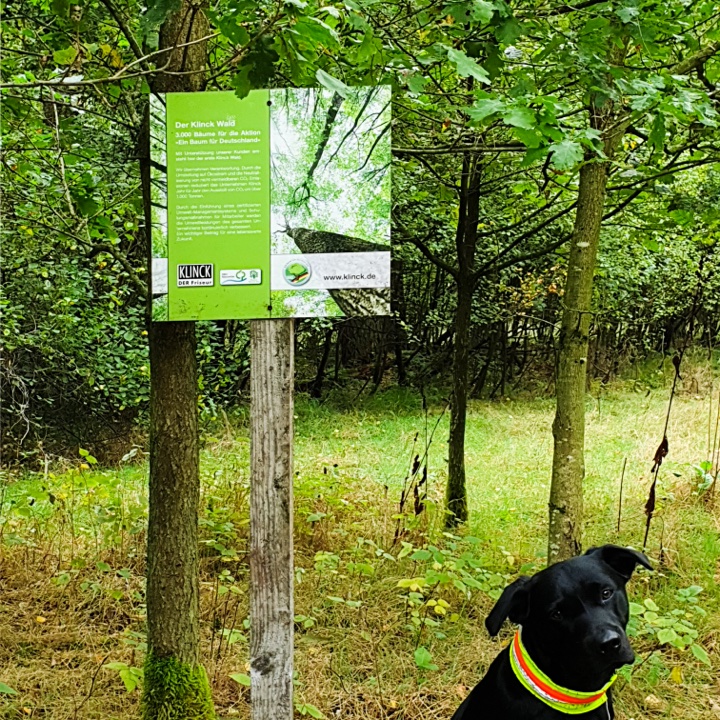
[
  {"left": 283, "top": 260, "right": 311, "bottom": 286},
  {"left": 220, "top": 269, "right": 262, "bottom": 286}
]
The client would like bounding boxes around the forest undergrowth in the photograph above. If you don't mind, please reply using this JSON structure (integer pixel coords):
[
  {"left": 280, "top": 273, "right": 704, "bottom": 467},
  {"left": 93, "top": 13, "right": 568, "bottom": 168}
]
[{"left": 1, "top": 357, "right": 719, "bottom": 719}]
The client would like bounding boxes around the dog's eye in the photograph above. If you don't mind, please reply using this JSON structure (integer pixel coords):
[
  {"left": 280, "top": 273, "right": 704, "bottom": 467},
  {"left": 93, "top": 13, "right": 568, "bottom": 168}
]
[
  {"left": 550, "top": 609, "right": 563, "bottom": 621},
  {"left": 601, "top": 588, "right": 614, "bottom": 601}
]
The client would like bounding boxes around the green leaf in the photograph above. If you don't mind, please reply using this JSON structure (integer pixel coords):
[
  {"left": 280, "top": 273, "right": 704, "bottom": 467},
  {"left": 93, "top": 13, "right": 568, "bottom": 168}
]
[
  {"left": 53, "top": 46, "right": 78, "bottom": 65},
  {"left": 467, "top": 98, "right": 505, "bottom": 122},
  {"left": 121, "top": 667, "right": 141, "bottom": 692},
  {"left": 316, "top": 69, "right": 349, "bottom": 98},
  {"left": 657, "top": 628, "right": 677, "bottom": 644},
  {"left": 503, "top": 107, "right": 536, "bottom": 130},
  {"left": 214, "top": 17, "right": 251, "bottom": 46},
  {"left": 293, "top": 16, "right": 338, "bottom": 47},
  {"left": 644, "top": 598, "right": 660, "bottom": 612},
  {"left": 397, "top": 542, "right": 413, "bottom": 560},
  {"left": 513, "top": 127, "right": 542, "bottom": 148},
  {"left": 52, "top": 0, "right": 70, "bottom": 15},
  {"left": 549, "top": 140, "right": 583, "bottom": 170},
  {"left": 76, "top": 196, "right": 100, "bottom": 216},
  {"left": 303, "top": 704, "right": 325, "bottom": 719},
  {"left": 581, "top": 16, "right": 610, "bottom": 35},
  {"left": 230, "top": 672, "right": 251, "bottom": 686},
  {"left": 447, "top": 48, "right": 490, "bottom": 84},
  {"left": 142, "top": 0, "right": 182, "bottom": 35},
  {"left": 520, "top": 146, "right": 548, "bottom": 167},
  {"left": 690, "top": 643, "right": 710, "bottom": 665},
  {"left": 409, "top": 549, "right": 432, "bottom": 561},
  {"left": 472, "top": 0, "right": 496, "bottom": 23},
  {"left": 642, "top": 238, "right": 660, "bottom": 252},
  {"left": 484, "top": 42, "right": 504, "bottom": 79},
  {"left": 357, "top": 30, "right": 377, "bottom": 63},
  {"left": 616, "top": 5, "right": 640, "bottom": 23},
  {"left": 407, "top": 74, "right": 427, "bottom": 94},
  {"left": 0, "top": 682, "right": 18, "bottom": 695},
  {"left": 648, "top": 113, "right": 665, "bottom": 151},
  {"left": 414, "top": 646, "right": 439, "bottom": 671},
  {"left": 497, "top": 17, "right": 522, "bottom": 44},
  {"left": 231, "top": 66, "right": 252, "bottom": 99}
]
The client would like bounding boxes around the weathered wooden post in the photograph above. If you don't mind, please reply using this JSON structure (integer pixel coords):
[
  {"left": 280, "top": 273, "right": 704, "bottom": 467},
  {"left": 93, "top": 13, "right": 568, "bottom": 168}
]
[{"left": 250, "top": 318, "right": 295, "bottom": 720}]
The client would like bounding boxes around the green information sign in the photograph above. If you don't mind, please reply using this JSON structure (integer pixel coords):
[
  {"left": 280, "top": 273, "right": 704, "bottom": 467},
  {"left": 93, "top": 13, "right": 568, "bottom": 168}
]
[{"left": 150, "top": 87, "right": 391, "bottom": 321}]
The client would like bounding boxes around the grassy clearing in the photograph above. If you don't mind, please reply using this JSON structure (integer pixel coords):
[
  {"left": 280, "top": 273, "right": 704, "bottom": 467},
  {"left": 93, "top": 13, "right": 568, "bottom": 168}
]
[{"left": 1, "top": 359, "right": 719, "bottom": 719}]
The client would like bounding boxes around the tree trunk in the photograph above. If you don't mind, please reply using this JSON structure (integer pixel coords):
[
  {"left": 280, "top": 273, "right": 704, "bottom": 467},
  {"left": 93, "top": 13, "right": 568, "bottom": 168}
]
[
  {"left": 250, "top": 319, "right": 294, "bottom": 720},
  {"left": 546, "top": 38, "right": 632, "bottom": 565},
  {"left": 142, "top": 3, "right": 213, "bottom": 718},
  {"left": 446, "top": 277, "right": 473, "bottom": 525},
  {"left": 446, "top": 154, "right": 481, "bottom": 527},
  {"left": 548, "top": 159, "right": 608, "bottom": 564},
  {"left": 391, "top": 258, "right": 407, "bottom": 385},
  {"left": 310, "top": 327, "right": 334, "bottom": 398},
  {"left": 144, "top": 323, "right": 214, "bottom": 718}
]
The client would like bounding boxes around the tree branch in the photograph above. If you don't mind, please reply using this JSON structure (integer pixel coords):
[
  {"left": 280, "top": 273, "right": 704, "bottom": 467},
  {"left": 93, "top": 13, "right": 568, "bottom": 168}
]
[
  {"left": 0, "top": 33, "right": 219, "bottom": 89},
  {"left": 393, "top": 144, "right": 526, "bottom": 156},
  {"left": 98, "top": 0, "right": 144, "bottom": 62},
  {"left": 474, "top": 200, "right": 578, "bottom": 279},
  {"left": 396, "top": 230, "right": 459, "bottom": 279}
]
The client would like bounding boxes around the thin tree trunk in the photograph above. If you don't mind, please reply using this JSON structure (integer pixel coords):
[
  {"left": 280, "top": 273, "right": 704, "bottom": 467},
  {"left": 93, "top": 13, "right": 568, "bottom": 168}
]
[
  {"left": 546, "top": 35, "right": 631, "bottom": 564},
  {"left": 548, "top": 159, "right": 608, "bottom": 564},
  {"left": 392, "top": 258, "right": 407, "bottom": 385},
  {"left": 142, "top": 3, "right": 214, "bottom": 718},
  {"left": 310, "top": 327, "right": 334, "bottom": 398},
  {"left": 250, "top": 319, "right": 294, "bottom": 720},
  {"left": 446, "top": 154, "right": 481, "bottom": 526},
  {"left": 446, "top": 277, "right": 472, "bottom": 525}
]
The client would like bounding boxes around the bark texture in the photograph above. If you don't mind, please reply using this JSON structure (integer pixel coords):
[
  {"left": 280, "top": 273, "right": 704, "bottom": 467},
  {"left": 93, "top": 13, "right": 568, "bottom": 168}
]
[
  {"left": 250, "top": 320, "right": 295, "bottom": 720},
  {"left": 147, "top": 321, "right": 200, "bottom": 663},
  {"left": 142, "top": 2, "right": 213, "bottom": 717},
  {"left": 548, "top": 160, "right": 608, "bottom": 563}
]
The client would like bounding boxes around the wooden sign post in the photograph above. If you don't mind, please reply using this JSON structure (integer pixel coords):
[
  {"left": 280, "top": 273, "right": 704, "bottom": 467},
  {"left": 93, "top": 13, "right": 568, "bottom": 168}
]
[{"left": 250, "top": 318, "right": 295, "bottom": 720}]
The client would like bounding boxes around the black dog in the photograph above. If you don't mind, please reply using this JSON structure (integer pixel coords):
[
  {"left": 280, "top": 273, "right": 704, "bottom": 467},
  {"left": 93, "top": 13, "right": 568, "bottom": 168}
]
[{"left": 452, "top": 545, "right": 652, "bottom": 719}]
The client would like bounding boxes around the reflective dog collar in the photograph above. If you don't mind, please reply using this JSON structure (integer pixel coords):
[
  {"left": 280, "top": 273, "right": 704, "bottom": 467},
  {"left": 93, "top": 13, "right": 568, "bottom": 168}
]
[{"left": 509, "top": 630, "right": 617, "bottom": 714}]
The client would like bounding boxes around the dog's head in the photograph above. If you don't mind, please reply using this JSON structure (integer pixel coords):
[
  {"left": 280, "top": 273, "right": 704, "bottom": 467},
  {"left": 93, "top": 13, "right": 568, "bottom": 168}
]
[{"left": 485, "top": 545, "right": 652, "bottom": 688}]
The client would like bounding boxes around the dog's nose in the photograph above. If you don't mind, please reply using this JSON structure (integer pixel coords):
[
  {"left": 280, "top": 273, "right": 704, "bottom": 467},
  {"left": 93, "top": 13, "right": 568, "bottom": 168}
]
[{"left": 599, "top": 631, "right": 622, "bottom": 654}]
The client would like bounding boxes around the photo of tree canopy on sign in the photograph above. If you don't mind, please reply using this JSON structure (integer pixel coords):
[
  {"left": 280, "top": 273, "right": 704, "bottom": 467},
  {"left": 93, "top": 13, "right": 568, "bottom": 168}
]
[
  {"left": 269, "top": 86, "right": 391, "bottom": 318},
  {"left": 149, "top": 94, "right": 169, "bottom": 322}
]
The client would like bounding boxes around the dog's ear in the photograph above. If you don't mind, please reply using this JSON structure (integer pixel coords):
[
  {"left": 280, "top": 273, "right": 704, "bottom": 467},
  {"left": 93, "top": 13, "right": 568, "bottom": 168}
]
[
  {"left": 585, "top": 545, "right": 653, "bottom": 581},
  {"left": 485, "top": 576, "right": 532, "bottom": 636}
]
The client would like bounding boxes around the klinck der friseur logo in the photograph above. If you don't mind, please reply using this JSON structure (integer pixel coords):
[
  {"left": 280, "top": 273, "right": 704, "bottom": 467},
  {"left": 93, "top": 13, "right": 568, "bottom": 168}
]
[{"left": 177, "top": 264, "right": 213, "bottom": 287}]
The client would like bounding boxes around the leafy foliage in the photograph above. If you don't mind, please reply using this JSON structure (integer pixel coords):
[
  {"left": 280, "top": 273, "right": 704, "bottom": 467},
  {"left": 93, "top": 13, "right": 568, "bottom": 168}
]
[{"left": 3, "top": 0, "right": 720, "bottom": 458}]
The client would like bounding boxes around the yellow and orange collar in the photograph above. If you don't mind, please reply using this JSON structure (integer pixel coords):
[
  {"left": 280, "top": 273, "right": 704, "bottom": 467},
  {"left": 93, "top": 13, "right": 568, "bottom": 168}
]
[{"left": 509, "top": 630, "right": 616, "bottom": 715}]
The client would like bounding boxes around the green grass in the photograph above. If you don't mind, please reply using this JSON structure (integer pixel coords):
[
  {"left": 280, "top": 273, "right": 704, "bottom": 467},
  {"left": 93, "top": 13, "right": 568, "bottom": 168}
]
[{"left": 1, "top": 363, "right": 719, "bottom": 719}]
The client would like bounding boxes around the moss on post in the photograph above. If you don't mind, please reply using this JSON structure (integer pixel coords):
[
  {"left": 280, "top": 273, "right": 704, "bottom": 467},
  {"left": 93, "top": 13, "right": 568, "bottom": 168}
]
[{"left": 141, "top": 654, "right": 215, "bottom": 720}]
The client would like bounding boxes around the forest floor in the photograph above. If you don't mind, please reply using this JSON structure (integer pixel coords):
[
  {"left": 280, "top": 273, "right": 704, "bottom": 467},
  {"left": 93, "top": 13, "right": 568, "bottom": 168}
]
[{"left": 1, "top": 357, "right": 719, "bottom": 719}]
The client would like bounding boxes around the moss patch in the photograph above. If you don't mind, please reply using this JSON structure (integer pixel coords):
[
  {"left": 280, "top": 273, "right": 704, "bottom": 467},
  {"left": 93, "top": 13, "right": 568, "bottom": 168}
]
[{"left": 141, "top": 654, "right": 215, "bottom": 720}]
